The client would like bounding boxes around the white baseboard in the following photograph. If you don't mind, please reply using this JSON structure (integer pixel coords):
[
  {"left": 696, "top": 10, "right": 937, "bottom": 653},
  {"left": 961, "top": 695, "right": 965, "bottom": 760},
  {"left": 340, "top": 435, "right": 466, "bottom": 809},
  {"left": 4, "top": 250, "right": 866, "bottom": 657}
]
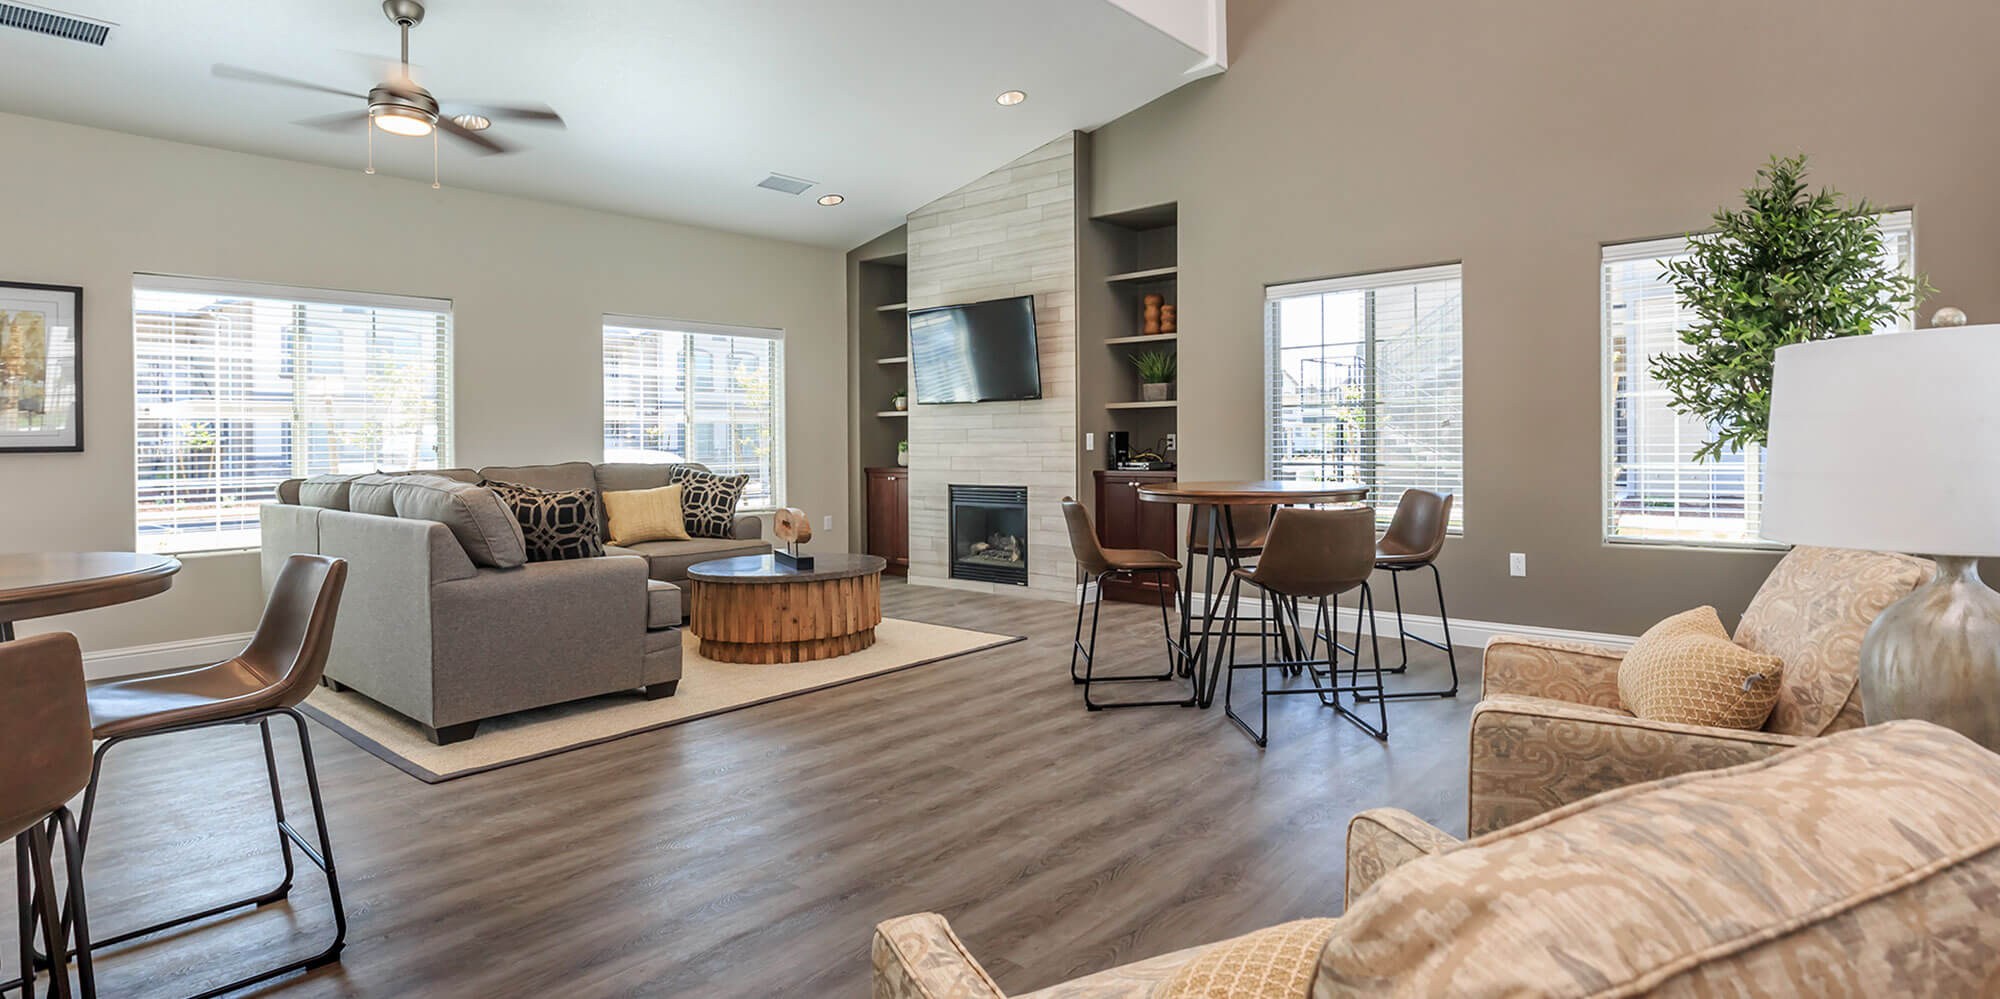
[
  {"left": 82, "top": 632, "right": 252, "bottom": 680},
  {"left": 1177, "top": 591, "right": 1640, "bottom": 653}
]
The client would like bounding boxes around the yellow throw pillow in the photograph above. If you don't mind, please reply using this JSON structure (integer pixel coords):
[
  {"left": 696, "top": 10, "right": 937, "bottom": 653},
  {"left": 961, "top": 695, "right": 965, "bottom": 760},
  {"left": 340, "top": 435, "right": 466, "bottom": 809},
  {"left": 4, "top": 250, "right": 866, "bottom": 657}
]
[
  {"left": 1618, "top": 606, "right": 1784, "bottom": 729},
  {"left": 1158, "top": 919, "right": 1339, "bottom": 999},
  {"left": 603, "top": 484, "right": 691, "bottom": 546}
]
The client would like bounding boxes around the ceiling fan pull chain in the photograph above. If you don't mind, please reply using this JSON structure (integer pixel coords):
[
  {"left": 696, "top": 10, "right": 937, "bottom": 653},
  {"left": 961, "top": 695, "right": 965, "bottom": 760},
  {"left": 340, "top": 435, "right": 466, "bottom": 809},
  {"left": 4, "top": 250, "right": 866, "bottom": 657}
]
[
  {"left": 366, "top": 121, "right": 375, "bottom": 175},
  {"left": 432, "top": 128, "right": 440, "bottom": 189}
]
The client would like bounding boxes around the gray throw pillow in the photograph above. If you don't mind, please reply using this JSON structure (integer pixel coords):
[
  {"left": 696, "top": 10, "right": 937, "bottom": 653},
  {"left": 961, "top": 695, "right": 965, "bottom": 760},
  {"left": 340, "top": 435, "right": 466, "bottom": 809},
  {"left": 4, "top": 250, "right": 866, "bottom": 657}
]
[{"left": 388, "top": 475, "right": 528, "bottom": 569}]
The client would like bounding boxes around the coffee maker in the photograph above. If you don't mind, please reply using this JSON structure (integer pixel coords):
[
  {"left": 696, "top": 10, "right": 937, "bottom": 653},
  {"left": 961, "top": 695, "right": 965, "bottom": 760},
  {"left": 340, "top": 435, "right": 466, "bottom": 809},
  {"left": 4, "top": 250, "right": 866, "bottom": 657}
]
[{"left": 1105, "top": 430, "right": 1131, "bottom": 468}]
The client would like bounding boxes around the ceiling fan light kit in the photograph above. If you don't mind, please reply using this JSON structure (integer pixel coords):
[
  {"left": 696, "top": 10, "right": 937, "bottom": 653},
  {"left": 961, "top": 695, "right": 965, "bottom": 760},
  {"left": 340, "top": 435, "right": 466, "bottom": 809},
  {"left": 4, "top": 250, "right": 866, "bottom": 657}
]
[{"left": 213, "top": 0, "right": 564, "bottom": 190}]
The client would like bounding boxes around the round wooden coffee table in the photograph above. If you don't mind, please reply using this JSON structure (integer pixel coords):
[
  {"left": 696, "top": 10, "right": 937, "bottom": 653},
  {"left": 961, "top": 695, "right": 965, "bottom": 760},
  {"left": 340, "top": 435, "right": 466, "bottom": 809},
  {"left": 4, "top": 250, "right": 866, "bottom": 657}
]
[{"left": 685, "top": 553, "right": 887, "bottom": 664}]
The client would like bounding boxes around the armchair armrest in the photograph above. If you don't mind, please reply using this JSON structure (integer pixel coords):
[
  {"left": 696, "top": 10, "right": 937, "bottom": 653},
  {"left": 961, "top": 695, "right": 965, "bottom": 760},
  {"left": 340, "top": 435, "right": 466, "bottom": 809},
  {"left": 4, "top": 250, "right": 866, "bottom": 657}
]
[
  {"left": 872, "top": 913, "right": 1006, "bottom": 999},
  {"left": 1345, "top": 808, "right": 1460, "bottom": 908},
  {"left": 1480, "top": 634, "right": 1626, "bottom": 710},
  {"left": 731, "top": 514, "right": 764, "bottom": 541},
  {"left": 1467, "top": 694, "right": 1807, "bottom": 837}
]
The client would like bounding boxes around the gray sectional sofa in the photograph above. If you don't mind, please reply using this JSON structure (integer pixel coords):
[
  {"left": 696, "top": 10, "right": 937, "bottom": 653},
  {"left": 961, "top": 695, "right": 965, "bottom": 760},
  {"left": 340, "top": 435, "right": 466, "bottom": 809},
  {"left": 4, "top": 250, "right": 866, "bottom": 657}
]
[{"left": 261, "top": 460, "right": 771, "bottom": 744}]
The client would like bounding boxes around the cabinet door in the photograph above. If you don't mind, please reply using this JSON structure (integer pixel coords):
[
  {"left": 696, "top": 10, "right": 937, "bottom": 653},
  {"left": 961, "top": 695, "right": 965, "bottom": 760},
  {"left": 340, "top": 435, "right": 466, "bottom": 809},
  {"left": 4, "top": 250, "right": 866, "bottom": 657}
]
[
  {"left": 866, "top": 473, "right": 895, "bottom": 559},
  {"left": 890, "top": 473, "right": 909, "bottom": 562},
  {"left": 1097, "top": 476, "right": 1141, "bottom": 550},
  {"left": 1137, "top": 482, "right": 1179, "bottom": 556}
]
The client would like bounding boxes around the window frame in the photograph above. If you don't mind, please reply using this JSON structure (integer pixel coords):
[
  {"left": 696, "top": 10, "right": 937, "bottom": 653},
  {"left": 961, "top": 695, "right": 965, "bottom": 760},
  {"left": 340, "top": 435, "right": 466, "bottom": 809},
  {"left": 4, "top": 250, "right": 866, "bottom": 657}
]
[
  {"left": 600, "top": 313, "right": 786, "bottom": 513},
  {"left": 131, "top": 273, "right": 454, "bottom": 556},
  {"left": 1263, "top": 262, "right": 1465, "bottom": 533},
  {"left": 1598, "top": 211, "right": 1915, "bottom": 551}
]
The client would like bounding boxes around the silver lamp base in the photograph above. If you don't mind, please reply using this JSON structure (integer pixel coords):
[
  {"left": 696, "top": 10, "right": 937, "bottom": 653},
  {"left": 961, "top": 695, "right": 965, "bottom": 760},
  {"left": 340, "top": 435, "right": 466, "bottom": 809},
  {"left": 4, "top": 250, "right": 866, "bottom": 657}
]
[{"left": 1858, "top": 555, "right": 2000, "bottom": 750}]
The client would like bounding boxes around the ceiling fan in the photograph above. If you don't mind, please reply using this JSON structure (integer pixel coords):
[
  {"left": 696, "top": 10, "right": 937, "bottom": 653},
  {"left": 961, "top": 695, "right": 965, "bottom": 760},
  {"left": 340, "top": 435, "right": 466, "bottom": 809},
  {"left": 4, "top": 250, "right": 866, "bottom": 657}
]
[{"left": 212, "top": 0, "right": 563, "bottom": 170}]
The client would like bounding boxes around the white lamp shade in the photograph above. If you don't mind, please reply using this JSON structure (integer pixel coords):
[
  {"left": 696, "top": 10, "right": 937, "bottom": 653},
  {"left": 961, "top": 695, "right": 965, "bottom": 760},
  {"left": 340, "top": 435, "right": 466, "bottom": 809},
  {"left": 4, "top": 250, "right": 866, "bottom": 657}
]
[{"left": 1763, "top": 324, "right": 2000, "bottom": 556}]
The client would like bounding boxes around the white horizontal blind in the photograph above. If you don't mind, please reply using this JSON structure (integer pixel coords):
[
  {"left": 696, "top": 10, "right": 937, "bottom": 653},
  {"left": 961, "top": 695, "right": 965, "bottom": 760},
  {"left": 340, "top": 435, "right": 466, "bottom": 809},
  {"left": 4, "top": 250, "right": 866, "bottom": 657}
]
[
  {"left": 1601, "top": 211, "right": 1914, "bottom": 547},
  {"left": 1265, "top": 264, "right": 1464, "bottom": 530},
  {"left": 602, "top": 315, "right": 784, "bottom": 510},
  {"left": 133, "top": 276, "right": 453, "bottom": 554}
]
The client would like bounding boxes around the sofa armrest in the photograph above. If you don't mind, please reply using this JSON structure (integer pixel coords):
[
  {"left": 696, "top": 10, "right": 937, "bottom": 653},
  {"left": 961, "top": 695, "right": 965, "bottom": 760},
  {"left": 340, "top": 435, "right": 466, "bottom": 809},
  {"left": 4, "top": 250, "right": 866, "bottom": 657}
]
[
  {"left": 1345, "top": 808, "right": 1460, "bottom": 908},
  {"left": 731, "top": 514, "right": 764, "bottom": 541},
  {"left": 872, "top": 913, "right": 1006, "bottom": 999},
  {"left": 1467, "top": 693, "right": 1808, "bottom": 837},
  {"left": 1480, "top": 634, "right": 1626, "bottom": 710}
]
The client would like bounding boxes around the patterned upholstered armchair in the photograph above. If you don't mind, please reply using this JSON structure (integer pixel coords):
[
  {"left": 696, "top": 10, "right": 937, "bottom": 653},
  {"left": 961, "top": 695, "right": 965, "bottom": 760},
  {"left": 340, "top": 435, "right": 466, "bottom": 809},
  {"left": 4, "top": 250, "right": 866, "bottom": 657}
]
[{"left": 1468, "top": 545, "right": 1931, "bottom": 837}]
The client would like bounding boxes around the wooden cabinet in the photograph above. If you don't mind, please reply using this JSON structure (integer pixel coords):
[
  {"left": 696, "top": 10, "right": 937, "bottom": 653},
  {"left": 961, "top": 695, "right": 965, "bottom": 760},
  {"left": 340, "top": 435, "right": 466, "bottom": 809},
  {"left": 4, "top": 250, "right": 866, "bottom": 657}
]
[
  {"left": 865, "top": 467, "right": 910, "bottom": 576},
  {"left": 1093, "top": 469, "right": 1178, "bottom": 603}
]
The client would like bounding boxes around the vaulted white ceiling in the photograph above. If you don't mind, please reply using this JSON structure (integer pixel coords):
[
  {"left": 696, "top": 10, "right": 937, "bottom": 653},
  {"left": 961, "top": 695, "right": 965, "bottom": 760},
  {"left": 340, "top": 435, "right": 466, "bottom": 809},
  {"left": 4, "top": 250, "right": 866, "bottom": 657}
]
[{"left": 0, "top": 0, "right": 1222, "bottom": 248}]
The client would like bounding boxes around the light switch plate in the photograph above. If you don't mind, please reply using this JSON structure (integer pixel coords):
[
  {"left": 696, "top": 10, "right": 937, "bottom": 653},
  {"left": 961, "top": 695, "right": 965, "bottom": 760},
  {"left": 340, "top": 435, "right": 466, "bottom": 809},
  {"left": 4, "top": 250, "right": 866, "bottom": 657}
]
[
  {"left": 1509, "top": 553, "right": 1527, "bottom": 577},
  {"left": 822, "top": 515, "right": 833, "bottom": 530},
  {"left": 1085, "top": 432, "right": 1094, "bottom": 451}
]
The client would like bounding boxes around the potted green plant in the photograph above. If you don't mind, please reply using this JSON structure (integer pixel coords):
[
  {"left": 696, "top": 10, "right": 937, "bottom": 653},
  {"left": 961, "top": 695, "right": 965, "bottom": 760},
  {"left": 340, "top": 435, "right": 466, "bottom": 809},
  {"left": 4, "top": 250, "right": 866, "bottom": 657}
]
[
  {"left": 891, "top": 389, "right": 908, "bottom": 411},
  {"left": 1651, "top": 154, "right": 1930, "bottom": 461},
  {"left": 896, "top": 439, "right": 909, "bottom": 466},
  {"left": 1133, "top": 348, "right": 1177, "bottom": 402}
]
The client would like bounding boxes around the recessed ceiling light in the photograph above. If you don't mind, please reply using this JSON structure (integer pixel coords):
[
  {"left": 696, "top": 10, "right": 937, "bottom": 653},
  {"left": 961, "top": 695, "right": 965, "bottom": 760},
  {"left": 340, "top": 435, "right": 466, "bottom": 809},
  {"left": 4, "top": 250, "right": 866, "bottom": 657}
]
[
  {"left": 996, "top": 90, "right": 1027, "bottom": 107},
  {"left": 451, "top": 113, "right": 492, "bottom": 132},
  {"left": 818, "top": 194, "right": 845, "bottom": 206}
]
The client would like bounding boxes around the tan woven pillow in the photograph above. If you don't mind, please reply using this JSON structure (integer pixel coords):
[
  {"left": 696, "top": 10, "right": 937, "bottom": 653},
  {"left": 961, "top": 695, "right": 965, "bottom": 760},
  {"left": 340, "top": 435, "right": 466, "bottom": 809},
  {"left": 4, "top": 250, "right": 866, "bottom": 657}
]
[
  {"left": 1156, "top": 918, "right": 1338, "bottom": 999},
  {"left": 603, "top": 484, "right": 691, "bottom": 546},
  {"left": 1618, "top": 606, "right": 1783, "bottom": 729}
]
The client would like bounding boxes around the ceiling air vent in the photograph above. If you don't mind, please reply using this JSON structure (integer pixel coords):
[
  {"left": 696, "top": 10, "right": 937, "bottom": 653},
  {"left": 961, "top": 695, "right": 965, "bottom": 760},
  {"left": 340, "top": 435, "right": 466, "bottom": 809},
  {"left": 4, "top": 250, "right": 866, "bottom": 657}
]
[
  {"left": 755, "top": 173, "right": 815, "bottom": 196},
  {"left": 0, "top": 3, "right": 114, "bottom": 45}
]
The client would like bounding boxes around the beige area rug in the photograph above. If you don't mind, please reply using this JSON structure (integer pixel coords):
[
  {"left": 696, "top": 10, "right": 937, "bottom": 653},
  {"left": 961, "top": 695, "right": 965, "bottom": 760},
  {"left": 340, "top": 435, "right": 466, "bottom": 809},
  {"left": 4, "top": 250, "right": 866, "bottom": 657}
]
[{"left": 300, "top": 618, "right": 1019, "bottom": 782}]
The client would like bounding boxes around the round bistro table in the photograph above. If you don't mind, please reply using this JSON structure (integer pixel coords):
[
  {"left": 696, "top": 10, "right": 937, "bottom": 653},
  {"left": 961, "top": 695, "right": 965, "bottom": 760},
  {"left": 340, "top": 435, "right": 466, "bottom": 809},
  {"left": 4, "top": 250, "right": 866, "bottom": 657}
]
[
  {"left": 0, "top": 552, "right": 182, "bottom": 641},
  {"left": 685, "top": 553, "right": 888, "bottom": 664},
  {"left": 1137, "top": 481, "right": 1368, "bottom": 706}
]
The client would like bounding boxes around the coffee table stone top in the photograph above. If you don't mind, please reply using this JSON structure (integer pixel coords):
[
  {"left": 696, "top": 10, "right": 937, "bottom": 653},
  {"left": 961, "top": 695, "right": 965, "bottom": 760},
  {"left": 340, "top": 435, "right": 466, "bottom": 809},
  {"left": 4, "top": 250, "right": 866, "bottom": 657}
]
[{"left": 686, "top": 553, "right": 888, "bottom": 584}]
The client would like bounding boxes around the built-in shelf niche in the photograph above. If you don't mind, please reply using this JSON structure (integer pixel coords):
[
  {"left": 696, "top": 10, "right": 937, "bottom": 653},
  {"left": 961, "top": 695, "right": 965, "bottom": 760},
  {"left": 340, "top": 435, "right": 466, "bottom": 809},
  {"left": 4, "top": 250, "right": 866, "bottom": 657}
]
[
  {"left": 1081, "top": 202, "right": 1179, "bottom": 468},
  {"left": 857, "top": 248, "right": 909, "bottom": 471}
]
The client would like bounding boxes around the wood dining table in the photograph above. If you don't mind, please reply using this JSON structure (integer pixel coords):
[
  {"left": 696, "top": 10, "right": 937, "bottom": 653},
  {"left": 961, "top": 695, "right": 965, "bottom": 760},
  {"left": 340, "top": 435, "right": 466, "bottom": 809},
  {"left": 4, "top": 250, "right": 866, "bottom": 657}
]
[
  {"left": 0, "top": 552, "right": 182, "bottom": 641},
  {"left": 1137, "top": 480, "right": 1368, "bottom": 707}
]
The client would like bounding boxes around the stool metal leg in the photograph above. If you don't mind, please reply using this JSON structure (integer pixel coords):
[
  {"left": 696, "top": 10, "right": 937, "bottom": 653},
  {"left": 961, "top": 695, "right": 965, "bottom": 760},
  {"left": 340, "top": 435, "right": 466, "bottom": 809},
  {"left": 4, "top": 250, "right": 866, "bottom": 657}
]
[
  {"left": 1368, "top": 562, "right": 1460, "bottom": 700},
  {"left": 1077, "top": 569, "right": 1195, "bottom": 710}
]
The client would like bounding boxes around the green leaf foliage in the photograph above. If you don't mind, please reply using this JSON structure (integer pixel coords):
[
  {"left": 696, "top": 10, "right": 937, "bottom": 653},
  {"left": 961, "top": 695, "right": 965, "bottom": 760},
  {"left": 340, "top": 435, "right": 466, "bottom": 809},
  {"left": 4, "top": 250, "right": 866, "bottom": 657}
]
[
  {"left": 1649, "top": 154, "right": 1930, "bottom": 462},
  {"left": 1132, "top": 348, "right": 1177, "bottom": 384}
]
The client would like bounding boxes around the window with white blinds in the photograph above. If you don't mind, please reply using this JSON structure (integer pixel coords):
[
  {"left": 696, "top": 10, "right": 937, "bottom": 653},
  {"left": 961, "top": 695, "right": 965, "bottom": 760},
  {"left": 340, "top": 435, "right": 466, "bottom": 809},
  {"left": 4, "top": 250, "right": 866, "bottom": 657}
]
[
  {"left": 602, "top": 315, "right": 784, "bottom": 510},
  {"left": 1265, "top": 264, "right": 1464, "bottom": 530},
  {"left": 133, "top": 276, "right": 453, "bottom": 555},
  {"left": 1601, "top": 211, "right": 1914, "bottom": 547}
]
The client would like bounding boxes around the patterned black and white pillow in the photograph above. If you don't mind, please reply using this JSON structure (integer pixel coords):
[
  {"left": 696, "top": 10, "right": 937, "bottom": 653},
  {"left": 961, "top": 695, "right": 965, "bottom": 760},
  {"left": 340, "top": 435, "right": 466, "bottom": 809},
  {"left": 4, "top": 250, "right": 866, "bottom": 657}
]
[
  {"left": 482, "top": 480, "right": 605, "bottom": 562},
  {"left": 666, "top": 466, "right": 750, "bottom": 539}
]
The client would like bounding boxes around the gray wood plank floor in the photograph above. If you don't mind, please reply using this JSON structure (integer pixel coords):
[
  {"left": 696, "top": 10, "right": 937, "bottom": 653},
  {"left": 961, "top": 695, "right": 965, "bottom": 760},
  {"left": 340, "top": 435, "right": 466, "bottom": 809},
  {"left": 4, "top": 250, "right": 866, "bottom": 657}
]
[{"left": 10, "top": 578, "right": 1480, "bottom": 998}]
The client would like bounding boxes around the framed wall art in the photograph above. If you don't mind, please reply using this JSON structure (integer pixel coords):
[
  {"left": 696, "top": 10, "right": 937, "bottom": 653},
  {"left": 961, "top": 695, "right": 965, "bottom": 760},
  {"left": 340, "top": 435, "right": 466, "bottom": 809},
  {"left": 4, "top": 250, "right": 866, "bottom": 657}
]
[{"left": 0, "top": 281, "right": 82, "bottom": 453}]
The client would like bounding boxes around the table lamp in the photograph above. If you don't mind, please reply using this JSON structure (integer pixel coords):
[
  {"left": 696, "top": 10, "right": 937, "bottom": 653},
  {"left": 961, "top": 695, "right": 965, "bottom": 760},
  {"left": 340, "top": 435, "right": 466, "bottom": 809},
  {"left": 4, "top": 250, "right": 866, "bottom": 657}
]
[{"left": 1763, "top": 324, "right": 2000, "bottom": 750}]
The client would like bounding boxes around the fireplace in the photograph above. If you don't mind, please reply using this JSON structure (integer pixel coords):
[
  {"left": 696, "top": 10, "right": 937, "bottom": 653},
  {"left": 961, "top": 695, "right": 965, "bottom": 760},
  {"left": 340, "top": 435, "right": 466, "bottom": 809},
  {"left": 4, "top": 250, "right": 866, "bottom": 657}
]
[{"left": 949, "top": 485, "right": 1029, "bottom": 586}]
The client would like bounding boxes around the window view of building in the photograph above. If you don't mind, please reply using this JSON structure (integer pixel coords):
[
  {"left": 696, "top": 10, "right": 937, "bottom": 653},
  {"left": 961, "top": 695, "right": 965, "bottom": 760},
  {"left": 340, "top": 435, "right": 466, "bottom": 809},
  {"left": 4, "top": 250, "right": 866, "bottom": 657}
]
[
  {"left": 133, "top": 277, "right": 452, "bottom": 554},
  {"left": 1601, "top": 212, "right": 1913, "bottom": 547},
  {"left": 1265, "top": 264, "right": 1465, "bottom": 530},
  {"left": 602, "top": 316, "right": 784, "bottom": 509}
]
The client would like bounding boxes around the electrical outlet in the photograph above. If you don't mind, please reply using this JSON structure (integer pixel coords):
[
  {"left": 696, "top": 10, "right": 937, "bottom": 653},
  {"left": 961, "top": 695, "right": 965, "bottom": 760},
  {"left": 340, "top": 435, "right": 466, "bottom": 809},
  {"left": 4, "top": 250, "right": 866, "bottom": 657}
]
[
  {"left": 1164, "top": 433, "right": 1177, "bottom": 451},
  {"left": 1085, "top": 432, "right": 1095, "bottom": 451},
  {"left": 1509, "top": 553, "right": 1527, "bottom": 577},
  {"left": 822, "top": 514, "right": 833, "bottom": 530}
]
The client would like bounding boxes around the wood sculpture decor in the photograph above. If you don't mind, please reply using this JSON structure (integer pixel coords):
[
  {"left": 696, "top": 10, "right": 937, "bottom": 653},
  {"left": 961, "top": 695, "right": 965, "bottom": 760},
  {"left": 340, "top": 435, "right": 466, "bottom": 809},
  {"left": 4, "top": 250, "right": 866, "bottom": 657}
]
[
  {"left": 1159, "top": 303, "right": 1176, "bottom": 334},
  {"left": 774, "top": 507, "right": 814, "bottom": 570},
  {"left": 1143, "top": 293, "right": 1163, "bottom": 335}
]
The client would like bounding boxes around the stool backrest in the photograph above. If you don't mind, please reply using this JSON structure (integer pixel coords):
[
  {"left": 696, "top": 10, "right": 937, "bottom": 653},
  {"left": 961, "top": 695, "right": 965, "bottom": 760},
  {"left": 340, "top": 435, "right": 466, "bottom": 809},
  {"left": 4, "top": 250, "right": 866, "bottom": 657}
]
[
  {"left": 1060, "top": 497, "right": 1114, "bottom": 577},
  {"left": 1190, "top": 503, "right": 1273, "bottom": 550},
  {"left": 1379, "top": 489, "right": 1454, "bottom": 562},
  {"left": 240, "top": 554, "right": 348, "bottom": 709},
  {"left": 1249, "top": 505, "right": 1377, "bottom": 598},
  {"left": 0, "top": 633, "right": 93, "bottom": 840}
]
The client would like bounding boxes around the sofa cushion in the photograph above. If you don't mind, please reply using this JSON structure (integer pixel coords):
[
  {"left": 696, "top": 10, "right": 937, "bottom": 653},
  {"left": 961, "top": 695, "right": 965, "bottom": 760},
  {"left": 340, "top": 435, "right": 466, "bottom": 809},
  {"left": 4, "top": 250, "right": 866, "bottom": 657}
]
[
  {"left": 298, "top": 473, "right": 365, "bottom": 510},
  {"left": 348, "top": 473, "right": 402, "bottom": 516},
  {"left": 1316, "top": 721, "right": 2000, "bottom": 996},
  {"left": 484, "top": 479, "right": 605, "bottom": 562},
  {"left": 1737, "top": 546, "right": 1932, "bottom": 737},
  {"left": 645, "top": 579, "right": 681, "bottom": 630},
  {"left": 1617, "top": 606, "right": 1783, "bottom": 729},
  {"left": 667, "top": 465, "right": 751, "bottom": 538},
  {"left": 603, "top": 484, "right": 692, "bottom": 546},
  {"left": 476, "top": 461, "right": 596, "bottom": 495},
  {"left": 594, "top": 462, "right": 676, "bottom": 495},
  {"left": 387, "top": 475, "right": 528, "bottom": 569},
  {"left": 607, "top": 537, "right": 772, "bottom": 581}
]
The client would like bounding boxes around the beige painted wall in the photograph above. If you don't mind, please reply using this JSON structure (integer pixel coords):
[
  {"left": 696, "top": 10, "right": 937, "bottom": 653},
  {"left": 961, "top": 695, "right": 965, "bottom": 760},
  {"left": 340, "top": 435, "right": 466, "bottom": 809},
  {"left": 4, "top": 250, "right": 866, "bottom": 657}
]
[
  {"left": 1088, "top": 0, "right": 2000, "bottom": 635},
  {"left": 0, "top": 112, "right": 846, "bottom": 655}
]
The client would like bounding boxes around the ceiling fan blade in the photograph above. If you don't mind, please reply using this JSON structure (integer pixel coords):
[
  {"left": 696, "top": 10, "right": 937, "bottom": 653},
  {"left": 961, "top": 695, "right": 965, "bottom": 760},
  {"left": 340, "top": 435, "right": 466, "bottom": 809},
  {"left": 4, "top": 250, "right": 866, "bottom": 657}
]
[
  {"left": 439, "top": 116, "right": 511, "bottom": 155},
  {"left": 212, "top": 64, "right": 367, "bottom": 100},
  {"left": 293, "top": 111, "right": 370, "bottom": 133},
  {"left": 450, "top": 103, "right": 565, "bottom": 128}
]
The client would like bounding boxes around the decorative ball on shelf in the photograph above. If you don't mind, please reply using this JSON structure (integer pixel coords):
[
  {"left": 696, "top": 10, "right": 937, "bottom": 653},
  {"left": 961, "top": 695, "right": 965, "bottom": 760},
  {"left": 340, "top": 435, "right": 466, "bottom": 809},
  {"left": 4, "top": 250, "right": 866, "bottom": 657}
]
[{"left": 1932, "top": 306, "right": 1969, "bottom": 328}]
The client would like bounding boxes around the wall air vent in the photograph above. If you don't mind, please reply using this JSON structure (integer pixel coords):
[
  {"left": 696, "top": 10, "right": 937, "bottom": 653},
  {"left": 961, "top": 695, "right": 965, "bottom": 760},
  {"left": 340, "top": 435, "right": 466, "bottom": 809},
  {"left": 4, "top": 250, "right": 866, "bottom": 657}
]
[
  {"left": 0, "top": 3, "right": 113, "bottom": 45},
  {"left": 755, "top": 173, "right": 815, "bottom": 196}
]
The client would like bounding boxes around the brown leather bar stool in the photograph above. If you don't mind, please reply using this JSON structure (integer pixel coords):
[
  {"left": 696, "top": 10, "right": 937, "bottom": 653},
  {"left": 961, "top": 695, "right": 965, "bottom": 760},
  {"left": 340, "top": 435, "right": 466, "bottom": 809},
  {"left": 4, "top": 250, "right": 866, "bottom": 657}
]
[
  {"left": 2, "top": 634, "right": 96, "bottom": 999},
  {"left": 1217, "top": 505, "right": 1387, "bottom": 746},
  {"left": 1370, "top": 489, "right": 1459, "bottom": 700},
  {"left": 1061, "top": 498, "right": 1195, "bottom": 710},
  {"left": 66, "top": 554, "right": 348, "bottom": 999},
  {"left": 1185, "top": 504, "right": 1301, "bottom": 673}
]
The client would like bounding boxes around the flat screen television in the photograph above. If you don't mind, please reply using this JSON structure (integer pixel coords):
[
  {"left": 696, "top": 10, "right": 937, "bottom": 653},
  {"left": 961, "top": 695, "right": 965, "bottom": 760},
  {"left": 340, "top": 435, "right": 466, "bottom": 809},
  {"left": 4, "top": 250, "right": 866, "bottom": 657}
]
[{"left": 908, "top": 295, "right": 1042, "bottom": 405}]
